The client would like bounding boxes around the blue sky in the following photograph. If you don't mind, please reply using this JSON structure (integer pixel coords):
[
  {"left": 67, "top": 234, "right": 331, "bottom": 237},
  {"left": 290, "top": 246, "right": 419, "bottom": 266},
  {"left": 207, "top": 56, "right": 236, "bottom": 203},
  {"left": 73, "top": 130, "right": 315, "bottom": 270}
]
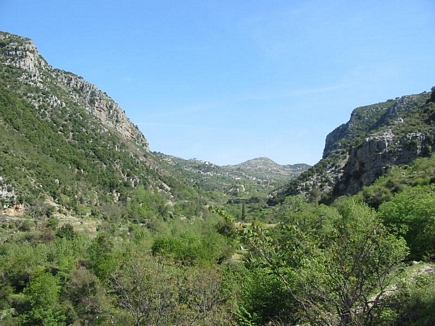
[{"left": 1, "top": 0, "right": 434, "bottom": 165}]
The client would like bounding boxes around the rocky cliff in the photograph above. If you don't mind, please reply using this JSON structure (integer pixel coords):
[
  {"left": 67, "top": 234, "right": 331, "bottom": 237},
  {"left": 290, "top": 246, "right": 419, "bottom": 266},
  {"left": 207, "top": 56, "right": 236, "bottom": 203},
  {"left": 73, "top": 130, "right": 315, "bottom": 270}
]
[
  {"left": 0, "top": 31, "right": 148, "bottom": 151},
  {"left": 273, "top": 90, "right": 434, "bottom": 203},
  {"left": 0, "top": 32, "right": 177, "bottom": 217}
]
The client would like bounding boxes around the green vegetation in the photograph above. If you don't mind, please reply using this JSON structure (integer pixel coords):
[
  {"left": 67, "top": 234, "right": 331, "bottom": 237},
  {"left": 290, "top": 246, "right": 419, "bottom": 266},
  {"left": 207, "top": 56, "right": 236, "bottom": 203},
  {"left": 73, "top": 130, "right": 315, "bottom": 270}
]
[
  {"left": 5, "top": 187, "right": 435, "bottom": 325},
  {"left": 2, "top": 31, "right": 435, "bottom": 325}
]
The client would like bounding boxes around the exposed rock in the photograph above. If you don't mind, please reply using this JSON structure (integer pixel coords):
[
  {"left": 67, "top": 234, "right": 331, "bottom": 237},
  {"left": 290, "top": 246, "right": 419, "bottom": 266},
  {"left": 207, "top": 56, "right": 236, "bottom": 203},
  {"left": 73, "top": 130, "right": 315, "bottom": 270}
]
[
  {"left": 0, "top": 177, "right": 16, "bottom": 210},
  {"left": 0, "top": 31, "right": 149, "bottom": 152},
  {"left": 274, "top": 91, "right": 433, "bottom": 203},
  {"left": 336, "top": 129, "right": 434, "bottom": 196},
  {"left": 323, "top": 94, "right": 426, "bottom": 159},
  {"left": 53, "top": 71, "right": 149, "bottom": 150}
]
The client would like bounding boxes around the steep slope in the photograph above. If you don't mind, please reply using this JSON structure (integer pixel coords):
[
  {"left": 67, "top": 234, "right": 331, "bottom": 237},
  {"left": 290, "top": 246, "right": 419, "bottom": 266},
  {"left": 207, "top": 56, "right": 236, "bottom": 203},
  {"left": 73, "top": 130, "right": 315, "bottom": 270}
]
[
  {"left": 0, "top": 32, "right": 148, "bottom": 151},
  {"left": 271, "top": 89, "right": 434, "bottom": 204},
  {"left": 0, "top": 31, "right": 200, "bottom": 219}
]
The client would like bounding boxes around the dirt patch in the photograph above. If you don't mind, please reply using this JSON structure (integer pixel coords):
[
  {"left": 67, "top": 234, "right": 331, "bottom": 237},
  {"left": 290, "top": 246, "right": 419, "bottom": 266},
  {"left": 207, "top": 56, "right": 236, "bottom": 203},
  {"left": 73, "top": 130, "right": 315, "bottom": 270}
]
[{"left": 1, "top": 204, "right": 24, "bottom": 217}]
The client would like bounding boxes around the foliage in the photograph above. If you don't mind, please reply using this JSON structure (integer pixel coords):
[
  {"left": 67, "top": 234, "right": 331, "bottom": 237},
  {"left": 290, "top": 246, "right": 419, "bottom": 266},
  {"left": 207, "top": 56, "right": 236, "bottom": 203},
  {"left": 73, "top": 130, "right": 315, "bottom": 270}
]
[
  {"left": 20, "top": 271, "right": 65, "bottom": 325},
  {"left": 109, "top": 253, "right": 233, "bottom": 325},
  {"left": 61, "top": 268, "right": 110, "bottom": 324},
  {"left": 127, "top": 186, "right": 169, "bottom": 223},
  {"left": 361, "top": 155, "right": 435, "bottom": 208},
  {"left": 151, "top": 229, "right": 233, "bottom": 266},
  {"left": 55, "top": 224, "right": 76, "bottom": 240},
  {"left": 239, "top": 199, "right": 408, "bottom": 325},
  {"left": 235, "top": 266, "right": 300, "bottom": 325},
  {"left": 0, "top": 59, "right": 216, "bottom": 221},
  {"left": 2, "top": 31, "right": 435, "bottom": 326},
  {"left": 377, "top": 265, "right": 435, "bottom": 325},
  {"left": 378, "top": 185, "right": 435, "bottom": 261}
]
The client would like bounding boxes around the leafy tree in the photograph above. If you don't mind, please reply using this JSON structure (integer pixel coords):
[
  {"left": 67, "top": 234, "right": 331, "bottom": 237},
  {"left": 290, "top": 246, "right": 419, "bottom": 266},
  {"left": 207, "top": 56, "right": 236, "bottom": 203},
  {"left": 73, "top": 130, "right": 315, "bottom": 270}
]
[
  {"left": 55, "top": 224, "right": 76, "bottom": 240},
  {"left": 241, "top": 199, "right": 408, "bottom": 325},
  {"left": 378, "top": 185, "right": 435, "bottom": 261},
  {"left": 20, "top": 271, "right": 65, "bottom": 325},
  {"left": 127, "top": 186, "right": 168, "bottom": 223},
  {"left": 87, "top": 233, "right": 116, "bottom": 279},
  {"left": 236, "top": 266, "right": 300, "bottom": 325},
  {"left": 61, "top": 268, "right": 110, "bottom": 324},
  {"left": 151, "top": 230, "right": 232, "bottom": 266},
  {"left": 241, "top": 202, "right": 246, "bottom": 222},
  {"left": 47, "top": 218, "right": 59, "bottom": 229},
  {"left": 110, "top": 254, "right": 232, "bottom": 325}
]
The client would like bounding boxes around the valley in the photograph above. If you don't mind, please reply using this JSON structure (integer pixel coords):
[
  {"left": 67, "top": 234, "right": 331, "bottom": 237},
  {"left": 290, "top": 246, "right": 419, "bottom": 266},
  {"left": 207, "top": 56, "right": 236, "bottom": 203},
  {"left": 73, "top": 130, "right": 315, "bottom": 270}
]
[{"left": 1, "top": 31, "right": 435, "bottom": 325}]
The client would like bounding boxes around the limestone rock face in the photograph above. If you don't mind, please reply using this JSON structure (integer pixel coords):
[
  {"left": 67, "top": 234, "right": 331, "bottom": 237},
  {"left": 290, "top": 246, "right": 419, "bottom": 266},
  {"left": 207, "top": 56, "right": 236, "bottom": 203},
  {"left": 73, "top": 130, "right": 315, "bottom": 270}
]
[
  {"left": 323, "top": 123, "right": 348, "bottom": 159},
  {"left": 53, "top": 71, "right": 149, "bottom": 151},
  {"left": 322, "top": 93, "right": 432, "bottom": 197},
  {"left": 0, "top": 33, "right": 48, "bottom": 73},
  {"left": 0, "top": 31, "right": 149, "bottom": 152},
  {"left": 275, "top": 91, "right": 433, "bottom": 203},
  {"left": 0, "top": 177, "right": 16, "bottom": 207},
  {"left": 338, "top": 129, "right": 434, "bottom": 196}
]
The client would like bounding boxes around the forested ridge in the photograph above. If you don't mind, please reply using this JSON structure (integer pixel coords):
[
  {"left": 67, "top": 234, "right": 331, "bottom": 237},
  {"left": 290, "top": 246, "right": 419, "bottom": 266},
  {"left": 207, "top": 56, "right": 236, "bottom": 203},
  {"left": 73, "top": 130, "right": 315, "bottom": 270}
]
[{"left": 1, "top": 31, "right": 435, "bottom": 325}]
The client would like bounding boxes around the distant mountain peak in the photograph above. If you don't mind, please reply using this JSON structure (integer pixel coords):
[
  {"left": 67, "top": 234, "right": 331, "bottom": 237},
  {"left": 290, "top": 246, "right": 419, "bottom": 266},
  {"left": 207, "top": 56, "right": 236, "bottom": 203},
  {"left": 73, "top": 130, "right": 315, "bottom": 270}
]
[{"left": 235, "top": 157, "right": 278, "bottom": 165}]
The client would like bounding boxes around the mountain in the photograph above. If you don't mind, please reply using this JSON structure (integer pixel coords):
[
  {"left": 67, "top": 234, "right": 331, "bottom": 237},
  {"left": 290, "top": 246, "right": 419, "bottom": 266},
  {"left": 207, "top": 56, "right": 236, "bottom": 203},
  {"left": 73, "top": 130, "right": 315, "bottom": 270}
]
[
  {"left": 2, "top": 31, "right": 435, "bottom": 326},
  {"left": 0, "top": 32, "right": 148, "bottom": 151},
  {"left": 0, "top": 31, "right": 308, "bottom": 222},
  {"left": 0, "top": 31, "right": 208, "bottom": 221},
  {"left": 226, "top": 157, "right": 309, "bottom": 179},
  {"left": 271, "top": 88, "right": 435, "bottom": 204},
  {"left": 155, "top": 153, "right": 309, "bottom": 196}
]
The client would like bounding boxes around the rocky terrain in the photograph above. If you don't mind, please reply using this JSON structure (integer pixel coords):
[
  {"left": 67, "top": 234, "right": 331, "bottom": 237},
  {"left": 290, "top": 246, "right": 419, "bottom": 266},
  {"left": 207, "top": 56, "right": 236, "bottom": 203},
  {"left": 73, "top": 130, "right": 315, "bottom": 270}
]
[
  {"left": 0, "top": 31, "right": 308, "bottom": 218},
  {"left": 3, "top": 30, "right": 435, "bottom": 215},
  {"left": 273, "top": 89, "right": 434, "bottom": 203},
  {"left": 0, "top": 31, "right": 190, "bottom": 218},
  {"left": 0, "top": 32, "right": 148, "bottom": 151}
]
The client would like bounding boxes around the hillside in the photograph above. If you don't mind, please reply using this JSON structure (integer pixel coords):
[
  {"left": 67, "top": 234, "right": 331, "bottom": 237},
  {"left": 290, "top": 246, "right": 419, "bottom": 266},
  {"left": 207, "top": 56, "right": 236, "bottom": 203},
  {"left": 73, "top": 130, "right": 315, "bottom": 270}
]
[
  {"left": 2, "top": 31, "right": 435, "bottom": 326},
  {"left": 156, "top": 154, "right": 309, "bottom": 195},
  {"left": 0, "top": 31, "right": 307, "bottom": 223},
  {"left": 271, "top": 88, "right": 435, "bottom": 204},
  {"left": 0, "top": 31, "right": 211, "bottom": 221},
  {"left": 225, "top": 157, "right": 309, "bottom": 181},
  {"left": 2, "top": 30, "right": 433, "bottom": 216}
]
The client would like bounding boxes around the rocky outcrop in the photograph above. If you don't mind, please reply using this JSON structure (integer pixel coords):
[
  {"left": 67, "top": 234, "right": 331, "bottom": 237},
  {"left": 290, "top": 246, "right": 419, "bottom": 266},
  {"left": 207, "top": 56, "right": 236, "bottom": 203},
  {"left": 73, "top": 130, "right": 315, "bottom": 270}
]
[
  {"left": 0, "top": 177, "right": 16, "bottom": 208},
  {"left": 322, "top": 94, "right": 426, "bottom": 159},
  {"left": 275, "top": 91, "right": 434, "bottom": 203},
  {"left": 54, "top": 71, "right": 149, "bottom": 151},
  {"left": 0, "top": 33, "right": 48, "bottom": 73},
  {"left": 335, "top": 129, "right": 434, "bottom": 196},
  {"left": 0, "top": 31, "right": 149, "bottom": 152},
  {"left": 331, "top": 92, "right": 433, "bottom": 196}
]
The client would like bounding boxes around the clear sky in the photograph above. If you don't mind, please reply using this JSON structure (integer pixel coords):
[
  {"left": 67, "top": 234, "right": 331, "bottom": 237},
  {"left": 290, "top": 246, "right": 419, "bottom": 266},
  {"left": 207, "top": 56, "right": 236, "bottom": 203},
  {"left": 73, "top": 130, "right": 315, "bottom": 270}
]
[{"left": 1, "top": 1, "right": 434, "bottom": 166}]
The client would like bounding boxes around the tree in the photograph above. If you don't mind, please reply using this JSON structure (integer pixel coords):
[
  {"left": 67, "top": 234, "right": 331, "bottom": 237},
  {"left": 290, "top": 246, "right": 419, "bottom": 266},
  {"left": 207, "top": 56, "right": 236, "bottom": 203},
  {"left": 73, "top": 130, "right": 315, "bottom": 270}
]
[
  {"left": 55, "top": 224, "right": 75, "bottom": 240},
  {"left": 151, "top": 230, "right": 232, "bottom": 266},
  {"left": 378, "top": 185, "right": 435, "bottom": 261},
  {"left": 241, "top": 202, "right": 246, "bottom": 222},
  {"left": 110, "top": 256, "right": 180, "bottom": 326},
  {"left": 242, "top": 199, "right": 408, "bottom": 325},
  {"left": 87, "top": 233, "right": 115, "bottom": 279},
  {"left": 110, "top": 254, "right": 232, "bottom": 325},
  {"left": 20, "top": 271, "right": 65, "bottom": 325},
  {"left": 61, "top": 268, "right": 110, "bottom": 325}
]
